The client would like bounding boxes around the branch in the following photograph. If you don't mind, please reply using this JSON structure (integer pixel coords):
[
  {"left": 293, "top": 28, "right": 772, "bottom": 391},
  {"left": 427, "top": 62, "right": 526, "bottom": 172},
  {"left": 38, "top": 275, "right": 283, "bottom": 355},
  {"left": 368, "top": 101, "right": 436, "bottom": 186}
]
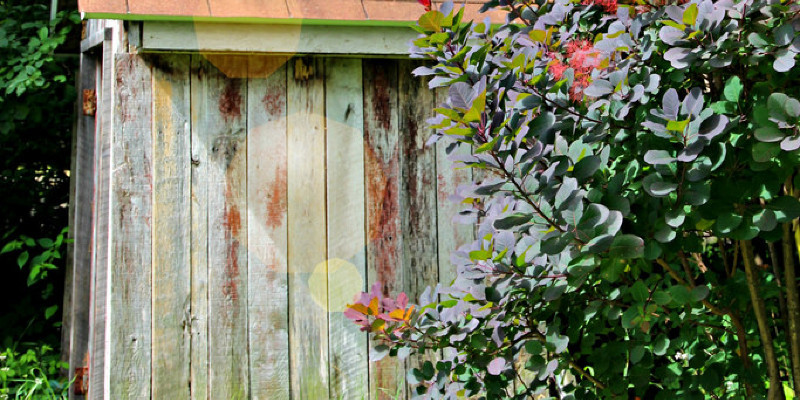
[
  {"left": 677, "top": 251, "right": 697, "bottom": 287},
  {"left": 741, "top": 240, "right": 785, "bottom": 400},
  {"left": 491, "top": 152, "right": 565, "bottom": 232},
  {"left": 529, "top": 330, "right": 606, "bottom": 391}
]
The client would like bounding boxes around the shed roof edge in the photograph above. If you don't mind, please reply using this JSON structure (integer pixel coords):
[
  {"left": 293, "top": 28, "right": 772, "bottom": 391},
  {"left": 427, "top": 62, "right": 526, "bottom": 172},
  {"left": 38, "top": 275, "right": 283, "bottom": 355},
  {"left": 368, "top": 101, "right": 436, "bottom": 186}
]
[{"left": 82, "top": 12, "right": 420, "bottom": 27}]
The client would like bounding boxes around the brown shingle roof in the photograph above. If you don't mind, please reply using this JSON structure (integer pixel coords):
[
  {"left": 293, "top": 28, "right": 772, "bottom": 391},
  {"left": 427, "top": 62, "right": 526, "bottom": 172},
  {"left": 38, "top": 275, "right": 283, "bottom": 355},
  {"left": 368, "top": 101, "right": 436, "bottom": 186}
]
[{"left": 79, "top": 0, "right": 505, "bottom": 24}]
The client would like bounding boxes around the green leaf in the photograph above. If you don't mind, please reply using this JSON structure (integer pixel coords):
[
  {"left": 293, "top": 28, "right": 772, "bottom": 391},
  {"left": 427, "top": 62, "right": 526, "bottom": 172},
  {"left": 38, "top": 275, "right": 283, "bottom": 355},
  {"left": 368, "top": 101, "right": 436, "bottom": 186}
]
[
  {"left": 669, "top": 285, "right": 692, "bottom": 305},
  {"left": 752, "top": 142, "right": 780, "bottom": 163},
  {"left": 621, "top": 306, "right": 640, "bottom": 329},
  {"left": 653, "top": 291, "right": 671, "bottom": 305},
  {"left": 630, "top": 345, "right": 645, "bottom": 364},
  {"left": 723, "top": 76, "right": 743, "bottom": 102},
  {"left": 691, "top": 285, "right": 709, "bottom": 302},
  {"left": 653, "top": 335, "right": 670, "bottom": 356},
  {"left": 543, "top": 284, "right": 567, "bottom": 301},
  {"left": 494, "top": 213, "right": 532, "bottom": 230},
  {"left": 1, "top": 241, "right": 19, "bottom": 254},
  {"left": 44, "top": 305, "right": 57, "bottom": 320},
  {"left": 418, "top": 11, "right": 445, "bottom": 32},
  {"left": 748, "top": 32, "right": 769, "bottom": 48},
  {"left": 630, "top": 280, "right": 649, "bottom": 302},
  {"left": 682, "top": 4, "right": 698, "bottom": 25},
  {"left": 754, "top": 125, "right": 786, "bottom": 143},
  {"left": 715, "top": 212, "right": 743, "bottom": 234},
  {"left": 525, "top": 340, "right": 543, "bottom": 356},
  {"left": 17, "top": 251, "right": 29, "bottom": 268},
  {"left": 665, "top": 209, "right": 685, "bottom": 228},
  {"left": 769, "top": 196, "right": 800, "bottom": 222},
  {"left": 609, "top": 234, "right": 645, "bottom": 259},
  {"left": 710, "top": 101, "right": 736, "bottom": 114}
]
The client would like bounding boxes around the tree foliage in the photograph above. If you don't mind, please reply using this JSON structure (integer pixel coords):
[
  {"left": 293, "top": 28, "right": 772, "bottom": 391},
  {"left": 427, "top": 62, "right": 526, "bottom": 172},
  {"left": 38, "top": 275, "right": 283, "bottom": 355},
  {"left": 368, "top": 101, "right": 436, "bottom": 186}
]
[
  {"left": 347, "top": 0, "right": 800, "bottom": 398},
  {"left": 0, "top": 0, "right": 77, "bottom": 363}
]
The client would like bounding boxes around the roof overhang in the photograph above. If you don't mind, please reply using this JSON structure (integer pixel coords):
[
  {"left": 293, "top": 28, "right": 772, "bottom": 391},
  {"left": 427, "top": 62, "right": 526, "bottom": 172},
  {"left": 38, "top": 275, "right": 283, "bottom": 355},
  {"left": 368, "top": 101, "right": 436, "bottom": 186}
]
[
  {"left": 78, "top": 0, "right": 504, "bottom": 26},
  {"left": 140, "top": 21, "right": 420, "bottom": 55}
]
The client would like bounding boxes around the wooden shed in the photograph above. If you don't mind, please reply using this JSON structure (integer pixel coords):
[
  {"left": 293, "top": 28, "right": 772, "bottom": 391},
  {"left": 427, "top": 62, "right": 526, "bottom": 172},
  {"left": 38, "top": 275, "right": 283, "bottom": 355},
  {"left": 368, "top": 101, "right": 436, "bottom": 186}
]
[{"left": 62, "top": 1, "right": 502, "bottom": 399}]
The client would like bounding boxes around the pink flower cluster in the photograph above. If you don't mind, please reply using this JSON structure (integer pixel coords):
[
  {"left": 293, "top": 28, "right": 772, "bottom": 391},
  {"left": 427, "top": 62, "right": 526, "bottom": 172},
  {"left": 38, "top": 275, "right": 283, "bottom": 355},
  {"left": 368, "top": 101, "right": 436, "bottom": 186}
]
[
  {"left": 548, "top": 39, "right": 605, "bottom": 102},
  {"left": 582, "top": 0, "right": 618, "bottom": 13},
  {"left": 344, "top": 281, "right": 415, "bottom": 334}
]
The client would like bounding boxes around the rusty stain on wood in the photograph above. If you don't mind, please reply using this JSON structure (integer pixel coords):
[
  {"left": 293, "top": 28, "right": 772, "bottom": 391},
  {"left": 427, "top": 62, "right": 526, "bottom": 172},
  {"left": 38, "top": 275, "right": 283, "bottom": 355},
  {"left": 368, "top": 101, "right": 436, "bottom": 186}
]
[
  {"left": 363, "top": 58, "right": 406, "bottom": 400},
  {"left": 199, "top": 55, "right": 250, "bottom": 399},
  {"left": 219, "top": 80, "right": 243, "bottom": 120},
  {"left": 265, "top": 165, "right": 288, "bottom": 230},
  {"left": 82, "top": 89, "right": 97, "bottom": 116},
  {"left": 74, "top": 366, "right": 89, "bottom": 395},
  {"left": 262, "top": 92, "right": 284, "bottom": 115}
]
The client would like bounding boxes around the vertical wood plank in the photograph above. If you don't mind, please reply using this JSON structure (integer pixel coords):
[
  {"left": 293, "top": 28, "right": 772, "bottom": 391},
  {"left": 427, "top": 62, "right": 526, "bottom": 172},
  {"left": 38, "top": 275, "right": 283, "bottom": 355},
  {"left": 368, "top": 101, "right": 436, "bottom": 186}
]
[
  {"left": 246, "top": 55, "right": 290, "bottom": 400},
  {"left": 363, "top": 58, "right": 405, "bottom": 400},
  {"left": 65, "top": 52, "right": 98, "bottom": 400},
  {"left": 109, "top": 53, "right": 153, "bottom": 400},
  {"left": 151, "top": 54, "right": 192, "bottom": 399},
  {"left": 287, "top": 57, "right": 330, "bottom": 400},
  {"left": 88, "top": 28, "right": 115, "bottom": 400},
  {"left": 398, "top": 59, "right": 439, "bottom": 397},
  {"left": 189, "top": 54, "right": 209, "bottom": 400},
  {"left": 434, "top": 88, "right": 474, "bottom": 288},
  {"left": 193, "top": 55, "right": 250, "bottom": 399},
  {"left": 326, "top": 58, "right": 369, "bottom": 400}
]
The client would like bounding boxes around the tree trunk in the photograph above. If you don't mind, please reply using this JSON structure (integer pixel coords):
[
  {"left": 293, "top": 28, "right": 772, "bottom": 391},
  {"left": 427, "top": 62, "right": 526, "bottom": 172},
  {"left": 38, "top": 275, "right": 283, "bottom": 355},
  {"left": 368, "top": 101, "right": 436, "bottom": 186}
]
[{"left": 788, "top": 222, "right": 800, "bottom": 388}]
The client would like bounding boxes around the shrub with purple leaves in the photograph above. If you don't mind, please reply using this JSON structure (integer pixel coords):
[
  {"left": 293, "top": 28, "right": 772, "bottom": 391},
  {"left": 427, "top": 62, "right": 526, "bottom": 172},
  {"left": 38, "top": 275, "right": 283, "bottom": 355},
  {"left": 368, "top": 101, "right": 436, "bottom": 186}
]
[{"left": 347, "top": 1, "right": 800, "bottom": 398}]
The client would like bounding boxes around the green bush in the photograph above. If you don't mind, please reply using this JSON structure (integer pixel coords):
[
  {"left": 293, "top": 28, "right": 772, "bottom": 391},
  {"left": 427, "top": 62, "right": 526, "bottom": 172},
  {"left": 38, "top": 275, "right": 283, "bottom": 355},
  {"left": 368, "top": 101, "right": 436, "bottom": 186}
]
[
  {"left": 0, "top": 345, "right": 70, "bottom": 400},
  {"left": 348, "top": 0, "right": 800, "bottom": 398}
]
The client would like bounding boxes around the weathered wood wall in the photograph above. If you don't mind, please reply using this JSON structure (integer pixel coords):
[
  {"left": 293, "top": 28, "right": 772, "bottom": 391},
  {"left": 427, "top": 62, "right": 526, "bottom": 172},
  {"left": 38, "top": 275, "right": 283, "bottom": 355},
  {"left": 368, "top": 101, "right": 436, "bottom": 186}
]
[{"left": 75, "top": 52, "right": 473, "bottom": 400}]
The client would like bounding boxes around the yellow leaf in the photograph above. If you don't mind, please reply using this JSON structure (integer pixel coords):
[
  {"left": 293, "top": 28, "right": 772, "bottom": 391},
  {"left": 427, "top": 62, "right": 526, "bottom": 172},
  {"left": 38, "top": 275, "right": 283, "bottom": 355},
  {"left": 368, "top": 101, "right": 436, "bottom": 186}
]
[
  {"left": 348, "top": 303, "right": 368, "bottom": 315},
  {"left": 368, "top": 296, "right": 379, "bottom": 315},
  {"left": 389, "top": 309, "right": 406, "bottom": 320},
  {"left": 683, "top": 4, "right": 698, "bottom": 26},
  {"left": 530, "top": 29, "right": 547, "bottom": 43},
  {"left": 404, "top": 305, "right": 415, "bottom": 320}
]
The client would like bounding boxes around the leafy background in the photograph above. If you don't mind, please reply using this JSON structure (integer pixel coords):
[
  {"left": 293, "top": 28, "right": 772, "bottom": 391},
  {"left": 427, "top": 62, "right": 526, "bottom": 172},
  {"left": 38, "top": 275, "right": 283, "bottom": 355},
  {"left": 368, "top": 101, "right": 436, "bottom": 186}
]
[{"left": 0, "top": 0, "right": 79, "bottom": 397}]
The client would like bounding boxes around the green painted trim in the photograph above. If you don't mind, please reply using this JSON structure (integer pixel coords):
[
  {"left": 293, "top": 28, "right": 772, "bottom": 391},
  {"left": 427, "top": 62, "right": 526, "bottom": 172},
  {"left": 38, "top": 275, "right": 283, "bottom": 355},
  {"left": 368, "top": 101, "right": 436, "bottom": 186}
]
[{"left": 82, "top": 12, "right": 417, "bottom": 28}]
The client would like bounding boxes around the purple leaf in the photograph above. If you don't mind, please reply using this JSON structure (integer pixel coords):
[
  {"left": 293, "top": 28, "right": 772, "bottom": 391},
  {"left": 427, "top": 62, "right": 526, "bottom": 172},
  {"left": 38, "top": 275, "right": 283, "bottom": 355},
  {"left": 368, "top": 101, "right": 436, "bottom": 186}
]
[
  {"left": 449, "top": 82, "right": 473, "bottom": 109},
  {"left": 487, "top": 357, "right": 506, "bottom": 375},
  {"left": 583, "top": 79, "right": 614, "bottom": 97},
  {"left": 664, "top": 47, "right": 694, "bottom": 69},
  {"left": 662, "top": 89, "right": 680, "bottom": 120},
  {"left": 774, "top": 48, "right": 796, "bottom": 73},
  {"left": 644, "top": 150, "right": 676, "bottom": 165}
]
